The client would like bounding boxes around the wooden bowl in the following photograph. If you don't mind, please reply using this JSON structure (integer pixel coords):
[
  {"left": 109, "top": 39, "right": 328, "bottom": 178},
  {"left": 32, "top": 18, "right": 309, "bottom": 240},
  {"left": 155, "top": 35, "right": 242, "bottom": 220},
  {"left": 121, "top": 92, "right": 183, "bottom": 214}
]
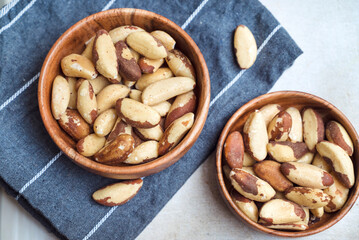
[
  {"left": 216, "top": 91, "right": 359, "bottom": 237},
  {"left": 38, "top": 9, "right": 210, "bottom": 179}
]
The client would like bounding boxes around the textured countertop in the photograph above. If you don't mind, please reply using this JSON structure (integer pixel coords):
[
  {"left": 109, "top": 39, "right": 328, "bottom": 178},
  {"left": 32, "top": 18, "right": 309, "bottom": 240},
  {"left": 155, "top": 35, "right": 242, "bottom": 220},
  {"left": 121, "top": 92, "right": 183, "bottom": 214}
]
[{"left": 1, "top": 0, "right": 359, "bottom": 239}]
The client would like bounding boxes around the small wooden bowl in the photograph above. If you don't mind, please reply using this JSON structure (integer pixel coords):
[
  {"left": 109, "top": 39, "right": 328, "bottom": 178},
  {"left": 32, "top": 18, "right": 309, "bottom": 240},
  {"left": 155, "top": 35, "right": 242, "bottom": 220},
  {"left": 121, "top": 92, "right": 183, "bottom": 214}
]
[
  {"left": 216, "top": 91, "right": 359, "bottom": 237},
  {"left": 38, "top": 9, "right": 210, "bottom": 179}
]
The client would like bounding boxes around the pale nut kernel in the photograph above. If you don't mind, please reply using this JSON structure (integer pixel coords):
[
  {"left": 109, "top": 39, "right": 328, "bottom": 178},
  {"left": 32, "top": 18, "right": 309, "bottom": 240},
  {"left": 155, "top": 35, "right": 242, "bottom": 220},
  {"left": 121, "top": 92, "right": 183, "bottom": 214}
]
[
  {"left": 324, "top": 176, "right": 349, "bottom": 212},
  {"left": 93, "top": 109, "right": 117, "bottom": 137},
  {"left": 135, "top": 68, "right": 174, "bottom": 91},
  {"left": 138, "top": 57, "right": 164, "bottom": 74},
  {"left": 61, "top": 54, "right": 97, "bottom": 79},
  {"left": 81, "top": 36, "right": 95, "bottom": 61},
  {"left": 224, "top": 131, "right": 244, "bottom": 169},
  {"left": 326, "top": 121, "right": 354, "bottom": 156},
  {"left": 92, "top": 179, "right": 143, "bottom": 206},
  {"left": 243, "top": 110, "right": 268, "bottom": 161},
  {"left": 165, "top": 91, "right": 196, "bottom": 129},
  {"left": 142, "top": 77, "right": 195, "bottom": 106},
  {"left": 258, "top": 103, "right": 282, "bottom": 127},
  {"left": 93, "top": 29, "right": 118, "bottom": 80},
  {"left": 231, "top": 189, "right": 258, "bottom": 222},
  {"left": 234, "top": 25, "right": 257, "bottom": 69},
  {"left": 129, "top": 48, "right": 140, "bottom": 62},
  {"left": 88, "top": 76, "right": 110, "bottom": 93},
  {"left": 124, "top": 141, "right": 159, "bottom": 164},
  {"left": 312, "top": 153, "right": 332, "bottom": 172},
  {"left": 76, "top": 134, "right": 106, "bottom": 157},
  {"left": 151, "top": 101, "right": 171, "bottom": 117},
  {"left": 67, "top": 77, "right": 77, "bottom": 109},
  {"left": 259, "top": 199, "right": 306, "bottom": 224},
  {"left": 88, "top": 75, "right": 111, "bottom": 94},
  {"left": 151, "top": 30, "right": 176, "bottom": 51},
  {"left": 51, "top": 75, "right": 70, "bottom": 119},
  {"left": 158, "top": 113, "right": 194, "bottom": 155},
  {"left": 123, "top": 78, "right": 136, "bottom": 88},
  {"left": 267, "top": 141, "right": 309, "bottom": 162},
  {"left": 97, "top": 84, "right": 130, "bottom": 114},
  {"left": 242, "top": 167, "right": 256, "bottom": 176},
  {"left": 94, "top": 134, "right": 134, "bottom": 165},
  {"left": 229, "top": 168, "right": 276, "bottom": 202},
  {"left": 243, "top": 152, "right": 256, "bottom": 167},
  {"left": 316, "top": 141, "right": 355, "bottom": 188},
  {"left": 109, "top": 25, "right": 145, "bottom": 43},
  {"left": 285, "top": 107, "right": 303, "bottom": 142},
  {"left": 126, "top": 31, "right": 167, "bottom": 59},
  {"left": 116, "top": 98, "right": 161, "bottom": 129},
  {"left": 58, "top": 109, "right": 90, "bottom": 141},
  {"left": 129, "top": 89, "right": 142, "bottom": 102},
  {"left": 310, "top": 207, "right": 324, "bottom": 218},
  {"left": 267, "top": 111, "right": 292, "bottom": 141},
  {"left": 302, "top": 108, "right": 325, "bottom": 151},
  {"left": 259, "top": 220, "right": 308, "bottom": 231},
  {"left": 134, "top": 125, "right": 163, "bottom": 141},
  {"left": 166, "top": 49, "right": 196, "bottom": 80},
  {"left": 281, "top": 162, "right": 334, "bottom": 189},
  {"left": 76, "top": 80, "right": 97, "bottom": 124},
  {"left": 284, "top": 187, "right": 330, "bottom": 209},
  {"left": 296, "top": 152, "right": 315, "bottom": 164}
]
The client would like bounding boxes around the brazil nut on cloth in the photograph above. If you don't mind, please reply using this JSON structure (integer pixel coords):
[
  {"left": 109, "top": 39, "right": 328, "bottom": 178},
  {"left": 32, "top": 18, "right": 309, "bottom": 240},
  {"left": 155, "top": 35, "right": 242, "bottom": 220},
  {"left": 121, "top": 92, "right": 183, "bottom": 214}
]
[{"left": 0, "top": 0, "right": 302, "bottom": 239}]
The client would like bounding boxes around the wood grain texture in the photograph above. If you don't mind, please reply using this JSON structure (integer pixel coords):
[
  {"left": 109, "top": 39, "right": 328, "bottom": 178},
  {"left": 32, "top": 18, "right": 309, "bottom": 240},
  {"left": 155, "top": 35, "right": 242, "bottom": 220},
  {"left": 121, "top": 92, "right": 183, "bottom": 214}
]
[
  {"left": 38, "top": 9, "right": 210, "bottom": 179},
  {"left": 215, "top": 91, "right": 359, "bottom": 237}
]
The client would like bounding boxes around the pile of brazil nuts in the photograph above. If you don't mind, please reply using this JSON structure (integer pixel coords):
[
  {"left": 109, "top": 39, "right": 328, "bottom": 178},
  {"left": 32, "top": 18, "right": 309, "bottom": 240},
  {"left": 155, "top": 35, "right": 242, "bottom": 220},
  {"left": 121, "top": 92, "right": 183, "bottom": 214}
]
[
  {"left": 223, "top": 104, "right": 355, "bottom": 230},
  {"left": 51, "top": 25, "right": 198, "bottom": 167}
]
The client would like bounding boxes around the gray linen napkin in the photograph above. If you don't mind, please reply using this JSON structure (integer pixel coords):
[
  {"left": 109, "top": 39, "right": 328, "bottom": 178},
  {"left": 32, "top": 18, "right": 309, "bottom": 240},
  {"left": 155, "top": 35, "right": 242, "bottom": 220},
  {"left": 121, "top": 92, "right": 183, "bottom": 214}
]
[{"left": 0, "top": 0, "right": 302, "bottom": 239}]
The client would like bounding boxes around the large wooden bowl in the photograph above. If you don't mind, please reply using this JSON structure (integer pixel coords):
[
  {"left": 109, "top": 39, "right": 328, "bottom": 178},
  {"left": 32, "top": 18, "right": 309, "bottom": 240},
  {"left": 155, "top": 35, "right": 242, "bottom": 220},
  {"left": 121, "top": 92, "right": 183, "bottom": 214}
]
[
  {"left": 216, "top": 91, "right": 359, "bottom": 237},
  {"left": 38, "top": 9, "right": 210, "bottom": 179}
]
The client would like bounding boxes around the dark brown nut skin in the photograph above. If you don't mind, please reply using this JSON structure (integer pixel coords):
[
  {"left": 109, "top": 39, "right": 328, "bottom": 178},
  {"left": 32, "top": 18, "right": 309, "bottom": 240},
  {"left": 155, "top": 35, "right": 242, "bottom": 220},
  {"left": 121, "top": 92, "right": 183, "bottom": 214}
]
[
  {"left": 253, "top": 160, "right": 293, "bottom": 192},
  {"left": 326, "top": 121, "right": 353, "bottom": 156},
  {"left": 267, "top": 111, "right": 292, "bottom": 141},
  {"left": 106, "top": 119, "right": 131, "bottom": 143},
  {"left": 94, "top": 134, "right": 134, "bottom": 165},
  {"left": 165, "top": 91, "right": 196, "bottom": 129},
  {"left": 58, "top": 109, "right": 90, "bottom": 141},
  {"left": 115, "top": 41, "right": 141, "bottom": 82},
  {"left": 224, "top": 131, "right": 244, "bottom": 169}
]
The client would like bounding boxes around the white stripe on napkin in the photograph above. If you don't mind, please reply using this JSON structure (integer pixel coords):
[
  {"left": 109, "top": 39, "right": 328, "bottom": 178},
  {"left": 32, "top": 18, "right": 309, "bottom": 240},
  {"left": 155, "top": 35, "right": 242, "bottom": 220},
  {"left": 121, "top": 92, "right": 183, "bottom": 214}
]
[
  {"left": 0, "top": 72, "right": 40, "bottom": 112},
  {"left": 0, "top": 0, "right": 117, "bottom": 113},
  {"left": 209, "top": 24, "right": 282, "bottom": 108},
  {"left": 101, "top": 0, "right": 116, "bottom": 11},
  {"left": 0, "top": 0, "right": 37, "bottom": 35},
  {"left": 15, "top": 152, "right": 63, "bottom": 200},
  {"left": 0, "top": 0, "right": 20, "bottom": 19},
  {"left": 181, "top": 0, "right": 209, "bottom": 30},
  {"left": 82, "top": 206, "right": 119, "bottom": 240}
]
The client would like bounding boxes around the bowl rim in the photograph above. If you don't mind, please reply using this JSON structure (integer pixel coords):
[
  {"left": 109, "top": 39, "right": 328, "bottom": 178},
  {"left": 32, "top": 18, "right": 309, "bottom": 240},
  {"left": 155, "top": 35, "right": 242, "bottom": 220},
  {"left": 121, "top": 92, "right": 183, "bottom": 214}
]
[
  {"left": 38, "top": 8, "right": 210, "bottom": 178},
  {"left": 215, "top": 90, "right": 359, "bottom": 237}
]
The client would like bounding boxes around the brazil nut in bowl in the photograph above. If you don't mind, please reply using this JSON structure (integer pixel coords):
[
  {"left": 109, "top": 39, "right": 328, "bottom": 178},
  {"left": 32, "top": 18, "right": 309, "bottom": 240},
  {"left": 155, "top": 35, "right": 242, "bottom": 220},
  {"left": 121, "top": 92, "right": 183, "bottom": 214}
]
[
  {"left": 38, "top": 8, "right": 210, "bottom": 179},
  {"left": 215, "top": 91, "right": 359, "bottom": 237}
]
